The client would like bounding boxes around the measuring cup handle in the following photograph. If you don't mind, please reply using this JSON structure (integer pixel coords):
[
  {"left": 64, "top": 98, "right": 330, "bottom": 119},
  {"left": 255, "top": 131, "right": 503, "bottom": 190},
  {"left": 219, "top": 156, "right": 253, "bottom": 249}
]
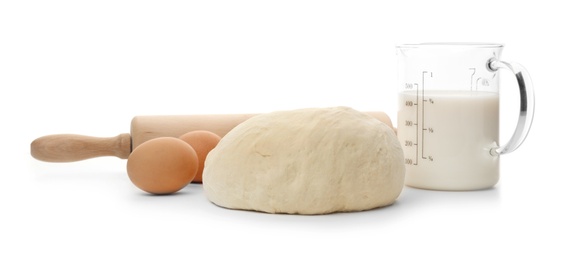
[{"left": 488, "top": 59, "right": 535, "bottom": 156}]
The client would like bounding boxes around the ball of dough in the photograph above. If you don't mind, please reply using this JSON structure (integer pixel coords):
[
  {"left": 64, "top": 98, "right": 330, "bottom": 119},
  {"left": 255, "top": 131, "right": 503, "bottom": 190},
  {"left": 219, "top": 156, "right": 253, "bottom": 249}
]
[{"left": 203, "top": 107, "right": 405, "bottom": 215}]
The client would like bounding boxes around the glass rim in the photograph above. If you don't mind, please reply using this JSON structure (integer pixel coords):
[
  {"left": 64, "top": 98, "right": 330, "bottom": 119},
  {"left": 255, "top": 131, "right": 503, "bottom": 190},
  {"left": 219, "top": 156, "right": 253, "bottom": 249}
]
[{"left": 397, "top": 42, "right": 504, "bottom": 49}]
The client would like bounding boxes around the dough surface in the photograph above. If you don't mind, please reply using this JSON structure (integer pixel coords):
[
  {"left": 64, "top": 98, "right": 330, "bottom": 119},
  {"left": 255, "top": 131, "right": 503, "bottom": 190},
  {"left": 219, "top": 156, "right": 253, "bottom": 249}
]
[{"left": 203, "top": 107, "right": 405, "bottom": 214}]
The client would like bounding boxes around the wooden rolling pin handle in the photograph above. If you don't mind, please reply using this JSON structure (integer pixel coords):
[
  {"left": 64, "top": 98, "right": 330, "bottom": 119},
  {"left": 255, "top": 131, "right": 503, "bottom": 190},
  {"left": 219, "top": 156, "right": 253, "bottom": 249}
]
[{"left": 31, "top": 134, "right": 132, "bottom": 162}]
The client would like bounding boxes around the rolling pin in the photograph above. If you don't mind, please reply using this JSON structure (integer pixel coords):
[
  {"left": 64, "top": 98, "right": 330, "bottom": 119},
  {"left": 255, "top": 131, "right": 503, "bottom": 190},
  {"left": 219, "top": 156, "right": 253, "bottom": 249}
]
[{"left": 31, "top": 112, "right": 394, "bottom": 162}]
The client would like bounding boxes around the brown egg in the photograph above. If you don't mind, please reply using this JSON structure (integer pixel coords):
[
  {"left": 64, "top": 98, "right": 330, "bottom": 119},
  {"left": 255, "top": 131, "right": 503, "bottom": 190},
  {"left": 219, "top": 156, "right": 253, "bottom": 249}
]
[
  {"left": 127, "top": 137, "right": 199, "bottom": 194},
  {"left": 179, "top": 130, "right": 221, "bottom": 183}
]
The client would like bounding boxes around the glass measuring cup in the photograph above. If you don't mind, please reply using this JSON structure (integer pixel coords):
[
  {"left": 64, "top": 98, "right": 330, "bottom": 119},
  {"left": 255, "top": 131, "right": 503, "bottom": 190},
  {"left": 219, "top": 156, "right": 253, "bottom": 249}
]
[{"left": 396, "top": 43, "right": 534, "bottom": 191}]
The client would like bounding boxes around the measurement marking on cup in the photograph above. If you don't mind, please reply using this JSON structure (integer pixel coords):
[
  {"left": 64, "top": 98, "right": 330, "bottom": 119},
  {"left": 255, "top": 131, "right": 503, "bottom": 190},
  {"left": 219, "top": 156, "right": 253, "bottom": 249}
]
[
  {"left": 403, "top": 79, "right": 438, "bottom": 166},
  {"left": 421, "top": 71, "right": 432, "bottom": 161},
  {"left": 414, "top": 82, "right": 419, "bottom": 165}
]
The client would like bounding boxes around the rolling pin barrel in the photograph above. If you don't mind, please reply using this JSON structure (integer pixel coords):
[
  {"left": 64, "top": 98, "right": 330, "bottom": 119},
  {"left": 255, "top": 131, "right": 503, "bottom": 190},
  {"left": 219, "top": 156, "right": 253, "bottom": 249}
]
[{"left": 130, "top": 114, "right": 256, "bottom": 148}]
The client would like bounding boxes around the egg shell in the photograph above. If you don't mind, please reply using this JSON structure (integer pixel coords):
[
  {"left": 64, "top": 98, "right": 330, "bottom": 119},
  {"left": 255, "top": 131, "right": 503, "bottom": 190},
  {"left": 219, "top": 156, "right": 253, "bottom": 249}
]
[
  {"left": 127, "top": 137, "right": 199, "bottom": 194},
  {"left": 179, "top": 130, "right": 221, "bottom": 183}
]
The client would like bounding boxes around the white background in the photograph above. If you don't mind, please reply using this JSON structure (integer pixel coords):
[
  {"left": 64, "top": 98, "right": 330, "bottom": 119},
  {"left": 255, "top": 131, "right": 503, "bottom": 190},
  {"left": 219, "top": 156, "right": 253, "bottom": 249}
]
[{"left": 1, "top": 1, "right": 571, "bottom": 259}]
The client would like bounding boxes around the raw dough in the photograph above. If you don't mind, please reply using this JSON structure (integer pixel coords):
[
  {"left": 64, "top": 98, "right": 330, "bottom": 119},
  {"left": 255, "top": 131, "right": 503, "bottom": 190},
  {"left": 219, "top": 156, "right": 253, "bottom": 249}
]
[{"left": 202, "top": 107, "right": 405, "bottom": 215}]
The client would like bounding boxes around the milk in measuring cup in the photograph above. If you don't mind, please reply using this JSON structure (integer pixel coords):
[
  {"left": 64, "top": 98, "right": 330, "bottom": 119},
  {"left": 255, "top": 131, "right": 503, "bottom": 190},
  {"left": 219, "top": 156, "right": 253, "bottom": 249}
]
[{"left": 397, "top": 90, "right": 500, "bottom": 190}]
